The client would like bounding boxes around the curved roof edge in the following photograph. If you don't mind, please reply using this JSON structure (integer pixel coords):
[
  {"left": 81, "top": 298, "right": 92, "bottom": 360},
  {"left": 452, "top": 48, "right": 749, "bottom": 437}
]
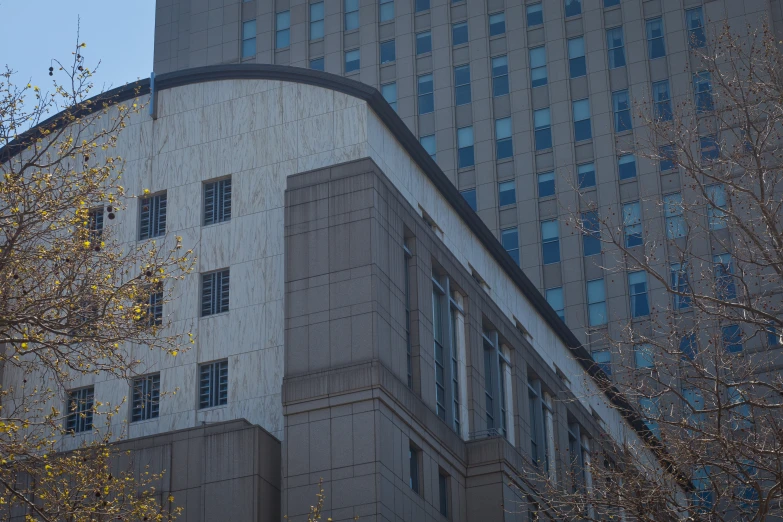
[{"left": 0, "top": 64, "right": 682, "bottom": 475}]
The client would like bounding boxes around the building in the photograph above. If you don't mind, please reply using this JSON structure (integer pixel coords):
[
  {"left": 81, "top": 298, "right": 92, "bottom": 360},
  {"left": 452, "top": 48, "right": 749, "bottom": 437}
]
[{"left": 0, "top": 66, "right": 663, "bottom": 521}]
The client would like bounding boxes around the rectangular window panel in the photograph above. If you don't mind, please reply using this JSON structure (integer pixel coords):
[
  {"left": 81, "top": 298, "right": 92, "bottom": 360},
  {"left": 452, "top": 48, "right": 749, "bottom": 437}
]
[
  {"left": 345, "top": 0, "right": 360, "bottom": 30},
  {"left": 501, "top": 228, "right": 520, "bottom": 265},
  {"left": 568, "top": 37, "right": 586, "bottom": 78},
  {"left": 723, "top": 324, "right": 743, "bottom": 353},
  {"left": 131, "top": 374, "right": 161, "bottom": 422},
  {"left": 613, "top": 90, "right": 632, "bottom": 132},
  {"left": 483, "top": 334, "right": 495, "bottom": 431},
  {"left": 573, "top": 98, "right": 591, "bottom": 141},
  {"left": 618, "top": 154, "right": 637, "bottom": 179},
  {"left": 492, "top": 56, "right": 509, "bottom": 96},
  {"left": 527, "top": 3, "right": 543, "bottom": 26},
  {"left": 498, "top": 179, "right": 516, "bottom": 207},
  {"left": 534, "top": 108, "right": 552, "bottom": 150},
  {"left": 409, "top": 446, "right": 420, "bottom": 493},
  {"left": 199, "top": 360, "right": 229, "bottom": 408},
  {"left": 714, "top": 253, "right": 737, "bottom": 301},
  {"left": 454, "top": 64, "right": 471, "bottom": 105},
  {"left": 439, "top": 472, "right": 449, "bottom": 517},
  {"left": 403, "top": 242, "right": 413, "bottom": 387},
  {"left": 201, "top": 269, "right": 230, "bottom": 317},
  {"left": 606, "top": 28, "right": 626, "bottom": 68},
  {"left": 701, "top": 135, "right": 719, "bottom": 162},
  {"left": 139, "top": 192, "right": 167, "bottom": 240},
  {"left": 495, "top": 118, "right": 513, "bottom": 160},
  {"left": 88, "top": 206, "right": 104, "bottom": 238},
  {"left": 577, "top": 163, "right": 595, "bottom": 189},
  {"left": 587, "top": 279, "right": 607, "bottom": 326},
  {"left": 380, "top": 40, "right": 396, "bottom": 64},
  {"left": 345, "top": 49, "right": 360, "bottom": 72},
  {"left": 461, "top": 189, "right": 477, "bottom": 211},
  {"left": 541, "top": 220, "right": 560, "bottom": 265},
  {"left": 565, "top": 0, "right": 581, "bottom": 17},
  {"left": 416, "top": 31, "right": 432, "bottom": 55},
  {"left": 204, "top": 178, "right": 232, "bottom": 225},
  {"left": 432, "top": 280, "right": 447, "bottom": 420},
  {"left": 628, "top": 271, "right": 650, "bottom": 317},
  {"left": 706, "top": 184, "right": 727, "bottom": 230},
  {"left": 694, "top": 72, "right": 713, "bottom": 113},
  {"left": 546, "top": 287, "right": 564, "bottom": 321},
  {"left": 145, "top": 285, "right": 164, "bottom": 326},
  {"left": 310, "top": 2, "right": 325, "bottom": 39},
  {"left": 452, "top": 22, "right": 468, "bottom": 46},
  {"left": 538, "top": 171, "right": 555, "bottom": 198},
  {"left": 604, "top": 0, "right": 620, "bottom": 6},
  {"left": 418, "top": 74, "right": 434, "bottom": 114},
  {"left": 66, "top": 387, "right": 94, "bottom": 433},
  {"left": 671, "top": 262, "right": 691, "bottom": 309},
  {"left": 686, "top": 8, "right": 706, "bottom": 48},
  {"left": 659, "top": 144, "right": 676, "bottom": 171},
  {"left": 489, "top": 12, "right": 506, "bottom": 36},
  {"left": 457, "top": 126, "right": 474, "bottom": 168},
  {"left": 582, "top": 210, "right": 601, "bottom": 257},
  {"left": 646, "top": 18, "right": 666, "bottom": 59},
  {"left": 639, "top": 397, "right": 660, "bottom": 437},
  {"left": 653, "top": 80, "right": 672, "bottom": 121},
  {"left": 680, "top": 333, "right": 697, "bottom": 360},
  {"left": 276, "top": 11, "right": 291, "bottom": 48},
  {"left": 530, "top": 47, "right": 547, "bottom": 87},
  {"left": 415, "top": 0, "right": 429, "bottom": 11},
  {"left": 592, "top": 350, "right": 611, "bottom": 377},
  {"left": 379, "top": 0, "right": 394, "bottom": 22},
  {"left": 382, "top": 83, "right": 397, "bottom": 111},
  {"left": 310, "top": 57, "right": 324, "bottom": 71},
  {"left": 420, "top": 134, "right": 436, "bottom": 160},
  {"left": 623, "top": 201, "right": 643, "bottom": 247},
  {"left": 242, "top": 20, "right": 257, "bottom": 58},
  {"left": 664, "top": 193, "right": 687, "bottom": 239},
  {"left": 634, "top": 343, "right": 654, "bottom": 368}
]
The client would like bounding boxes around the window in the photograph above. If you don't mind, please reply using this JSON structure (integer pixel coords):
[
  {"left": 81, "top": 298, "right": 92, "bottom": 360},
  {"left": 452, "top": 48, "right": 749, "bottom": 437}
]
[
  {"left": 88, "top": 206, "right": 104, "bottom": 238},
  {"left": 496, "top": 118, "right": 513, "bottom": 160},
  {"left": 568, "top": 422, "right": 589, "bottom": 493},
  {"left": 433, "top": 275, "right": 448, "bottom": 421},
  {"left": 483, "top": 330, "right": 510, "bottom": 437},
  {"left": 592, "top": 350, "right": 611, "bottom": 376},
  {"left": 706, "top": 184, "right": 727, "bottom": 230},
  {"left": 628, "top": 271, "right": 649, "bottom": 318},
  {"left": 527, "top": 3, "right": 543, "bottom": 26},
  {"left": 606, "top": 28, "right": 626, "bottom": 69},
  {"left": 587, "top": 279, "right": 607, "bottom": 326},
  {"left": 568, "top": 37, "right": 586, "bottom": 78},
  {"left": 345, "top": 49, "right": 360, "bottom": 72},
  {"left": 201, "top": 269, "right": 230, "bottom": 317},
  {"left": 663, "top": 192, "right": 688, "bottom": 239},
  {"left": 701, "top": 135, "right": 719, "bottom": 162},
  {"left": 546, "top": 287, "right": 564, "bottom": 321},
  {"left": 612, "top": 90, "right": 632, "bottom": 132},
  {"left": 634, "top": 343, "right": 654, "bottom": 368},
  {"left": 489, "top": 12, "right": 506, "bottom": 36},
  {"left": 618, "top": 154, "right": 636, "bottom": 179},
  {"left": 692, "top": 466, "right": 713, "bottom": 511},
  {"left": 144, "top": 284, "right": 164, "bottom": 326},
  {"left": 66, "top": 387, "right": 94, "bottom": 433},
  {"left": 345, "top": 0, "right": 359, "bottom": 30},
  {"left": 565, "top": 0, "right": 581, "bottom": 17},
  {"left": 439, "top": 472, "right": 450, "bottom": 518},
  {"left": 457, "top": 127, "right": 474, "bottom": 168},
  {"left": 416, "top": 31, "right": 432, "bottom": 55},
  {"left": 530, "top": 47, "right": 547, "bottom": 88},
  {"left": 582, "top": 211, "right": 601, "bottom": 257},
  {"left": 310, "top": 57, "right": 325, "bottom": 70},
  {"left": 714, "top": 253, "right": 736, "bottom": 300},
  {"left": 573, "top": 99, "right": 591, "bottom": 141},
  {"left": 416, "top": 0, "right": 429, "bottom": 11},
  {"left": 534, "top": 108, "right": 552, "bottom": 150},
  {"left": 768, "top": 322, "right": 781, "bottom": 346},
  {"left": 139, "top": 192, "right": 167, "bottom": 240},
  {"left": 452, "top": 22, "right": 468, "bottom": 46},
  {"left": 432, "top": 269, "right": 465, "bottom": 433},
  {"left": 653, "top": 80, "right": 672, "bottom": 121},
  {"left": 693, "top": 72, "right": 713, "bottom": 113},
  {"left": 623, "top": 201, "right": 643, "bottom": 247},
  {"left": 502, "top": 228, "right": 520, "bottom": 265},
  {"left": 379, "top": 0, "right": 394, "bottom": 22},
  {"left": 382, "top": 83, "right": 397, "bottom": 111},
  {"left": 204, "top": 178, "right": 232, "bottom": 226},
  {"left": 497, "top": 180, "right": 516, "bottom": 207},
  {"left": 541, "top": 220, "right": 560, "bottom": 264},
  {"left": 528, "top": 380, "right": 552, "bottom": 473},
  {"left": 380, "top": 40, "right": 396, "bottom": 64},
  {"left": 492, "top": 56, "right": 509, "bottom": 96},
  {"left": 538, "top": 171, "right": 555, "bottom": 198},
  {"left": 242, "top": 20, "right": 256, "bottom": 58},
  {"left": 646, "top": 18, "right": 666, "bottom": 59},
  {"left": 604, "top": 0, "right": 620, "bottom": 6},
  {"left": 461, "top": 189, "right": 477, "bottom": 211},
  {"left": 671, "top": 262, "right": 691, "bottom": 309},
  {"left": 276, "top": 11, "right": 290, "bottom": 48},
  {"left": 639, "top": 397, "right": 660, "bottom": 438},
  {"left": 686, "top": 8, "right": 706, "bottom": 48},
  {"left": 420, "top": 134, "right": 436, "bottom": 160},
  {"left": 199, "top": 360, "right": 228, "bottom": 408},
  {"left": 403, "top": 242, "right": 413, "bottom": 387},
  {"left": 131, "top": 373, "right": 160, "bottom": 422},
  {"left": 418, "top": 74, "right": 434, "bottom": 114},
  {"left": 455, "top": 65, "right": 471, "bottom": 105},
  {"left": 723, "top": 324, "right": 743, "bottom": 353},
  {"left": 659, "top": 144, "right": 676, "bottom": 171},
  {"left": 577, "top": 163, "right": 595, "bottom": 189},
  {"left": 409, "top": 445, "right": 420, "bottom": 493},
  {"left": 680, "top": 333, "right": 697, "bottom": 360},
  {"left": 310, "top": 2, "right": 324, "bottom": 39}
]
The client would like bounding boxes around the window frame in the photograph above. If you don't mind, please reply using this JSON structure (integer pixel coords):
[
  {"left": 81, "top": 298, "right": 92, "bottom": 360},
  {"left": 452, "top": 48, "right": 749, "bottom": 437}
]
[
  {"left": 645, "top": 17, "right": 666, "bottom": 59},
  {"left": 201, "top": 269, "right": 231, "bottom": 317},
  {"left": 572, "top": 98, "right": 592, "bottom": 142},
  {"left": 345, "top": 48, "right": 361, "bottom": 73},
  {"left": 310, "top": 2, "right": 325, "bottom": 40},
  {"left": 344, "top": 0, "right": 360, "bottom": 30},
  {"left": 622, "top": 201, "right": 643, "bottom": 248},
  {"left": 199, "top": 360, "right": 229, "bottom": 409},
  {"left": 568, "top": 37, "right": 586, "bottom": 78},
  {"left": 131, "top": 373, "right": 161, "bottom": 422},
  {"left": 431, "top": 268, "right": 465, "bottom": 434},
  {"left": 495, "top": 118, "right": 514, "bottom": 160},
  {"left": 457, "top": 126, "right": 474, "bottom": 168},
  {"left": 538, "top": 171, "right": 555, "bottom": 198},
  {"left": 526, "top": 3, "right": 543, "bottom": 26},
  {"left": 139, "top": 191, "right": 167, "bottom": 240},
  {"left": 489, "top": 12, "right": 506, "bottom": 37},
  {"left": 628, "top": 271, "right": 650, "bottom": 318},
  {"left": 379, "top": 0, "right": 394, "bottom": 22},
  {"left": 241, "top": 19, "right": 257, "bottom": 58},
  {"left": 276, "top": 11, "right": 291, "bottom": 49},
  {"left": 541, "top": 220, "right": 560, "bottom": 265},
  {"left": 529, "top": 47, "right": 548, "bottom": 88},
  {"left": 66, "top": 386, "right": 95, "bottom": 433},
  {"left": 454, "top": 64, "right": 471, "bottom": 105},
  {"left": 587, "top": 279, "right": 607, "bottom": 326},
  {"left": 203, "top": 177, "right": 232, "bottom": 226},
  {"left": 606, "top": 27, "right": 626, "bottom": 68},
  {"left": 452, "top": 21, "right": 468, "bottom": 46},
  {"left": 492, "top": 55, "right": 510, "bottom": 97},
  {"left": 417, "top": 73, "right": 434, "bottom": 115},
  {"left": 416, "top": 31, "right": 432, "bottom": 55},
  {"left": 612, "top": 90, "right": 632, "bottom": 132}
]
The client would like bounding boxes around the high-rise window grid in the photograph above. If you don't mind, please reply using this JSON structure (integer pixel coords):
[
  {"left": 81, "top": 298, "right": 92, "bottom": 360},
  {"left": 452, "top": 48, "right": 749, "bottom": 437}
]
[
  {"left": 457, "top": 127, "right": 474, "bottom": 168},
  {"left": 538, "top": 171, "right": 555, "bottom": 198},
  {"left": 418, "top": 74, "right": 434, "bottom": 114},
  {"left": 606, "top": 28, "right": 626, "bottom": 68},
  {"left": 573, "top": 99, "right": 591, "bottom": 141},
  {"left": 242, "top": 20, "right": 256, "bottom": 58},
  {"left": 345, "top": 0, "right": 359, "bottom": 30},
  {"left": 546, "top": 287, "right": 564, "bottom": 321},
  {"left": 492, "top": 56, "right": 509, "bottom": 96},
  {"left": 431, "top": 269, "right": 463, "bottom": 434},
  {"left": 131, "top": 373, "right": 161, "bottom": 422},
  {"left": 345, "top": 49, "right": 360, "bottom": 72},
  {"left": 613, "top": 90, "right": 632, "bottom": 132},
  {"left": 489, "top": 12, "right": 506, "bottom": 36},
  {"left": 541, "top": 220, "right": 560, "bottom": 265},
  {"left": 66, "top": 386, "right": 94, "bottom": 433},
  {"left": 653, "top": 80, "right": 672, "bottom": 121},
  {"left": 201, "top": 269, "right": 230, "bottom": 317},
  {"left": 582, "top": 211, "right": 601, "bottom": 257},
  {"left": 310, "top": 2, "right": 324, "bottom": 40},
  {"left": 568, "top": 37, "right": 586, "bottom": 78},
  {"left": 416, "top": 31, "right": 432, "bottom": 55},
  {"left": 619, "top": 154, "right": 636, "bottom": 179},
  {"left": 199, "top": 360, "right": 228, "bottom": 408},
  {"left": 502, "top": 228, "right": 519, "bottom": 265},
  {"left": 587, "top": 279, "right": 607, "bottom": 326},
  {"left": 496, "top": 118, "right": 513, "bottom": 159},
  {"left": 628, "top": 271, "right": 650, "bottom": 318},
  {"left": 623, "top": 201, "right": 643, "bottom": 247},
  {"left": 680, "top": 333, "right": 698, "bottom": 360},
  {"left": 534, "top": 108, "right": 552, "bottom": 150},
  {"left": 530, "top": 47, "right": 547, "bottom": 88},
  {"left": 452, "top": 22, "right": 468, "bottom": 46},
  {"left": 664, "top": 193, "right": 687, "bottom": 239},
  {"left": 382, "top": 83, "right": 397, "bottom": 110},
  {"left": 671, "top": 262, "right": 691, "bottom": 309},
  {"left": 527, "top": 3, "right": 543, "bottom": 26},
  {"left": 454, "top": 64, "right": 471, "bottom": 105},
  {"left": 276, "top": 11, "right": 290, "bottom": 48},
  {"left": 380, "top": 40, "right": 396, "bottom": 64},
  {"left": 139, "top": 192, "right": 167, "bottom": 240},
  {"left": 646, "top": 18, "right": 666, "bottom": 59},
  {"left": 379, "top": 0, "right": 394, "bottom": 22},
  {"left": 686, "top": 8, "right": 706, "bottom": 48},
  {"left": 204, "top": 178, "right": 232, "bottom": 226},
  {"left": 577, "top": 163, "right": 595, "bottom": 189}
]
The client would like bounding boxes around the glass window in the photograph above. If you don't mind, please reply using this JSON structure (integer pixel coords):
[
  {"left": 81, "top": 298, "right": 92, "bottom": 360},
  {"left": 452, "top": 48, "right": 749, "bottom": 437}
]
[
  {"left": 345, "top": 49, "right": 360, "bottom": 72},
  {"left": 310, "top": 2, "right": 325, "bottom": 40},
  {"left": 534, "top": 108, "right": 552, "bottom": 151},
  {"left": 530, "top": 47, "right": 547, "bottom": 88},
  {"left": 416, "top": 0, "right": 429, "bottom": 11},
  {"left": 204, "top": 178, "right": 232, "bottom": 226},
  {"left": 653, "top": 80, "right": 672, "bottom": 121},
  {"left": 345, "top": 0, "right": 360, "bottom": 30},
  {"left": 408, "top": 445, "right": 420, "bottom": 491},
  {"left": 623, "top": 201, "right": 643, "bottom": 247},
  {"left": 527, "top": 3, "right": 543, "bottom": 26},
  {"left": 582, "top": 210, "right": 601, "bottom": 257},
  {"left": 432, "top": 277, "right": 447, "bottom": 420},
  {"left": 604, "top": 0, "right": 620, "bottom": 6},
  {"left": 634, "top": 343, "right": 654, "bottom": 368},
  {"left": 201, "top": 269, "right": 230, "bottom": 316},
  {"left": 706, "top": 184, "right": 727, "bottom": 230},
  {"left": 565, "top": 0, "right": 581, "bottom": 17},
  {"left": 723, "top": 324, "right": 743, "bottom": 353},
  {"left": 276, "top": 11, "right": 291, "bottom": 48},
  {"left": 461, "top": 188, "right": 477, "bottom": 211},
  {"left": 573, "top": 99, "right": 591, "bottom": 141},
  {"left": 639, "top": 397, "right": 660, "bottom": 438},
  {"left": 87, "top": 206, "right": 104, "bottom": 238},
  {"left": 646, "top": 18, "right": 666, "bottom": 59},
  {"left": 568, "top": 37, "right": 586, "bottom": 78},
  {"left": 416, "top": 31, "right": 432, "bottom": 55},
  {"left": 686, "top": 7, "right": 706, "bottom": 48},
  {"left": 546, "top": 287, "right": 565, "bottom": 320},
  {"left": 380, "top": 0, "right": 394, "bottom": 22},
  {"left": 404, "top": 242, "right": 413, "bottom": 388},
  {"left": 498, "top": 179, "right": 516, "bottom": 206},
  {"left": 612, "top": 90, "right": 632, "bottom": 132},
  {"left": 380, "top": 40, "right": 396, "bottom": 64},
  {"left": 489, "top": 12, "right": 506, "bottom": 36},
  {"left": 714, "top": 252, "right": 737, "bottom": 301},
  {"left": 680, "top": 333, "right": 697, "bottom": 360},
  {"left": 538, "top": 171, "right": 555, "bottom": 198},
  {"left": 242, "top": 20, "right": 257, "bottom": 58},
  {"left": 768, "top": 322, "right": 781, "bottom": 346},
  {"left": 693, "top": 71, "right": 713, "bottom": 113},
  {"left": 453, "top": 22, "right": 468, "bottom": 46},
  {"left": 199, "top": 360, "right": 229, "bottom": 408},
  {"left": 618, "top": 154, "right": 636, "bottom": 179},
  {"left": 541, "top": 220, "right": 560, "bottom": 265},
  {"left": 310, "top": 57, "right": 325, "bottom": 70},
  {"left": 418, "top": 74, "right": 434, "bottom": 114},
  {"left": 455, "top": 64, "right": 471, "bottom": 105},
  {"left": 659, "top": 144, "right": 676, "bottom": 171},
  {"left": 457, "top": 127, "right": 474, "bottom": 168},
  {"left": 606, "top": 28, "right": 626, "bottom": 69},
  {"left": 664, "top": 193, "right": 687, "bottom": 239},
  {"left": 671, "top": 262, "right": 691, "bottom": 309},
  {"left": 139, "top": 192, "right": 167, "bottom": 240},
  {"left": 439, "top": 472, "right": 450, "bottom": 518},
  {"left": 587, "top": 279, "right": 607, "bottom": 326},
  {"left": 142, "top": 284, "right": 163, "bottom": 326},
  {"left": 131, "top": 373, "right": 161, "bottom": 422},
  {"left": 628, "top": 271, "right": 649, "bottom": 318},
  {"left": 66, "top": 387, "right": 94, "bottom": 433},
  {"left": 592, "top": 351, "right": 611, "bottom": 376},
  {"left": 701, "top": 135, "right": 719, "bottom": 162},
  {"left": 496, "top": 118, "right": 513, "bottom": 160},
  {"left": 492, "top": 56, "right": 509, "bottom": 96},
  {"left": 577, "top": 163, "right": 595, "bottom": 189},
  {"left": 502, "top": 228, "right": 520, "bottom": 265},
  {"left": 420, "top": 134, "right": 436, "bottom": 160},
  {"left": 382, "top": 82, "right": 397, "bottom": 111}
]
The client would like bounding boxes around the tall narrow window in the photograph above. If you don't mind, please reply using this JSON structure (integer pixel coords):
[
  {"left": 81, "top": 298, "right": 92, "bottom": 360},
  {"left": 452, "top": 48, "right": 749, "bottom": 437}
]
[
  {"left": 144, "top": 284, "right": 164, "bottom": 326},
  {"left": 604, "top": 0, "right": 620, "bottom": 6},
  {"left": 199, "top": 360, "right": 228, "bottom": 408},
  {"left": 379, "top": 0, "right": 394, "bottom": 22},
  {"left": 700, "top": 135, "right": 719, "bottom": 162},
  {"left": 723, "top": 324, "right": 743, "bottom": 353},
  {"left": 452, "top": 22, "right": 468, "bottom": 46},
  {"left": 418, "top": 74, "right": 434, "bottom": 114},
  {"left": 546, "top": 287, "right": 565, "bottom": 321},
  {"left": 345, "top": 49, "right": 360, "bottom": 72},
  {"left": 686, "top": 8, "right": 706, "bottom": 48},
  {"left": 416, "top": 31, "right": 432, "bottom": 55},
  {"left": 498, "top": 180, "right": 516, "bottom": 207},
  {"left": 653, "top": 80, "right": 672, "bottom": 121},
  {"left": 606, "top": 27, "right": 626, "bottom": 68},
  {"left": 639, "top": 397, "right": 660, "bottom": 438},
  {"left": 623, "top": 201, "right": 643, "bottom": 247},
  {"left": 439, "top": 472, "right": 450, "bottom": 518},
  {"left": 693, "top": 72, "right": 713, "bottom": 113},
  {"left": 628, "top": 271, "right": 650, "bottom": 318},
  {"left": 568, "top": 37, "right": 586, "bottom": 78},
  {"left": 568, "top": 422, "right": 589, "bottom": 493},
  {"left": 139, "top": 192, "right": 167, "bottom": 240},
  {"left": 461, "top": 189, "right": 477, "bottom": 211},
  {"left": 528, "top": 379, "right": 551, "bottom": 475},
  {"left": 131, "top": 373, "right": 161, "bottom": 422},
  {"left": 415, "top": 0, "right": 429, "bottom": 11},
  {"left": 534, "top": 108, "right": 552, "bottom": 150},
  {"left": 457, "top": 127, "right": 474, "bottom": 168},
  {"left": 242, "top": 20, "right": 257, "bottom": 58},
  {"left": 527, "top": 3, "right": 543, "bottom": 26},
  {"left": 671, "top": 262, "right": 691, "bottom": 309},
  {"left": 432, "top": 269, "right": 463, "bottom": 433},
  {"left": 201, "top": 269, "right": 230, "bottom": 317},
  {"left": 530, "top": 47, "right": 547, "bottom": 87},
  {"left": 433, "top": 275, "right": 447, "bottom": 421},
  {"left": 492, "top": 56, "right": 509, "bottom": 96},
  {"left": 403, "top": 242, "right": 413, "bottom": 388},
  {"left": 489, "top": 12, "right": 506, "bottom": 36},
  {"left": 496, "top": 118, "right": 513, "bottom": 159},
  {"left": 706, "top": 184, "right": 727, "bottom": 230},
  {"left": 420, "top": 134, "right": 436, "bottom": 160},
  {"left": 502, "top": 228, "right": 520, "bottom": 265},
  {"left": 714, "top": 253, "right": 737, "bottom": 301},
  {"left": 310, "top": 2, "right": 325, "bottom": 39},
  {"left": 573, "top": 99, "right": 591, "bottom": 141},
  {"left": 767, "top": 322, "right": 781, "bottom": 347},
  {"left": 455, "top": 64, "right": 471, "bottom": 105},
  {"left": 538, "top": 171, "right": 555, "bottom": 197},
  {"left": 88, "top": 206, "right": 104, "bottom": 238},
  {"left": 646, "top": 18, "right": 666, "bottom": 59},
  {"left": 565, "top": 0, "right": 581, "bottom": 17},
  {"left": 613, "top": 90, "right": 632, "bottom": 132},
  {"left": 582, "top": 210, "right": 601, "bottom": 257},
  {"left": 382, "top": 83, "right": 397, "bottom": 111},
  {"left": 204, "top": 178, "right": 232, "bottom": 225},
  {"left": 664, "top": 193, "right": 687, "bottom": 239},
  {"left": 66, "top": 387, "right": 94, "bottom": 433},
  {"left": 541, "top": 220, "right": 560, "bottom": 264},
  {"left": 409, "top": 445, "right": 420, "bottom": 493},
  {"left": 619, "top": 154, "right": 636, "bottom": 180},
  {"left": 345, "top": 0, "right": 360, "bottom": 30},
  {"left": 587, "top": 279, "right": 607, "bottom": 326},
  {"left": 577, "top": 163, "right": 595, "bottom": 189},
  {"left": 276, "top": 11, "right": 291, "bottom": 48},
  {"left": 483, "top": 330, "right": 510, "bottom": 437},
  {"left": 380, "top": 40, "right": 396, "bottom": 64},
  {"left": 680, "top": 333, "right": 698, "bottom": 360}
]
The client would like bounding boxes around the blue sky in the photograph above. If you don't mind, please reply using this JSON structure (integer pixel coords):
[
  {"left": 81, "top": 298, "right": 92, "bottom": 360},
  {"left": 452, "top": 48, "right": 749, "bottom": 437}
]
[{"left": 1, "top": 1, "right": 155, "bottom": 113}]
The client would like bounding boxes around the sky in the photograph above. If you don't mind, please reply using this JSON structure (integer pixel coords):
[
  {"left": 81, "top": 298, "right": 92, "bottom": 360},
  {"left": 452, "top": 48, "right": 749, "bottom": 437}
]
[{"left": 1, "top": 0, "right": 155, "bottom": 116}]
